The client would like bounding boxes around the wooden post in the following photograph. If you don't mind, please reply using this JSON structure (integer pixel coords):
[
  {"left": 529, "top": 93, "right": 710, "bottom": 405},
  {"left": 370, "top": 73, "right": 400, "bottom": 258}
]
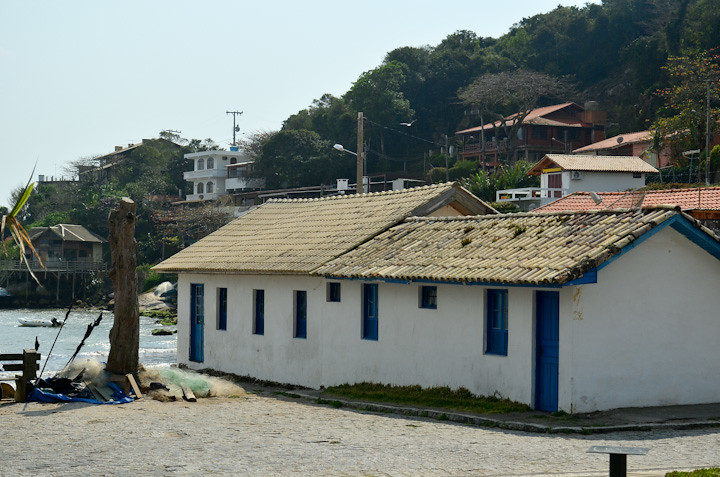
[
  {"left": 16, "top": 349, "right": 40, "bottom": 402},
  {"left": 106, "top": 198, "right": 140, "bottom": 376}
]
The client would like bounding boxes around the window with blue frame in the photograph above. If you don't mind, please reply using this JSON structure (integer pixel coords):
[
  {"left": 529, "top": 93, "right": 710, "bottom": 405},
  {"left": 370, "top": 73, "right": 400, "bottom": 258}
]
[
  {"left": 419, "top": 285, "right": 437, "bottom": 309},
  {"left": 327, "top": 282, "right": 341, "bottom": 302},
  {"left": 253, "top": 289, "right": 264, "bottom": 335},
  {"left": 294, "top": 290, "right": 307, "bottom": 339},
  {"left": 217, "top": 287, "right": 227, "bottom": 330},
  {"left": 486, "top": 289, "right": 508, "bottom": 356}
]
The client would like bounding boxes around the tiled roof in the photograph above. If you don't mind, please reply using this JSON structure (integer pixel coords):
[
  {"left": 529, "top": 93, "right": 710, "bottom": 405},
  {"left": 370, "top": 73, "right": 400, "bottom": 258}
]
[
  {"left": 153, "top": 183, "right": 495, "bottom": 274},
  {"left": 314, "top": 209, "right": 705, "bottom": 285},
  {"left": 535, "top": 188, "right": 720, "bottom": 212},
  {"left": 30, "top": 224, "right": 106, "bottom": 243},
  {"left": 456, "top": 103, "right": 582, "bottom": 134},
  {"left": 528, "top": 154, "right": 658, "bottom": 175},
  {"left": 573, "top": 131, "right": 652, "bottom": 153}
]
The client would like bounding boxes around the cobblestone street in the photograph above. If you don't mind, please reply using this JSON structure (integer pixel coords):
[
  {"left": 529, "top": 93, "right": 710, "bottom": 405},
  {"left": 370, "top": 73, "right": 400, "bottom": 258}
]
[{"left": 1, "top": 394, "right": 719, "bottom": 476}]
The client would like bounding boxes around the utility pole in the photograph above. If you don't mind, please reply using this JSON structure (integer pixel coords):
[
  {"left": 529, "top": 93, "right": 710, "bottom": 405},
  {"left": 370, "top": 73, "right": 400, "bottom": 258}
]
[
  {"left": 706, "top": 80, "right": 712, "bottom": 186},
  {"left": 444, "top": 134, "right": 449, "bottom": 182},
  {"left": 480, "top": 110, "right": 487, "bottom": 173},
  {"left": 226, "top": 110, "right": 243, "bottom": 146},
  {"left": 357, "top": 112, "right": 365, "bottom": 194}
]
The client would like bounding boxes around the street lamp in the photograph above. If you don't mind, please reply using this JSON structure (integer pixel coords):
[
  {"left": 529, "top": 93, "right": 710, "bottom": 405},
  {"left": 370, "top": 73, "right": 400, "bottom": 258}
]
[
  {"left": 333, "top": 112, "right": 366, "bottom": 193},
  {"left": 333, "top": 144, "right": 356, "bottom": 156},
  {"left": 333, "top": 143, "right": 367, "bottom": 193}
]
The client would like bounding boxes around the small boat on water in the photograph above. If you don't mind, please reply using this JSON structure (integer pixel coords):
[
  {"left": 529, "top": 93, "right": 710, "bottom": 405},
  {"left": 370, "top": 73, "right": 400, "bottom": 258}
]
[{"left": 18, "top": 318, "right": 63, "bottom": 327}]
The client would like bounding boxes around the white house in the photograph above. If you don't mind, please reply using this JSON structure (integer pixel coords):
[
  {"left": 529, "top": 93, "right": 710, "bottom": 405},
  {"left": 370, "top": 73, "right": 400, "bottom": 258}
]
[
  {"left": 184, "top": 149, "right": 263, "bottom": 201},
  {"left": 496, "top": 154, "right": 659, "bottom": 211},
  {"left": 155, "top": 184, "right": 720, "bottom": 413}
]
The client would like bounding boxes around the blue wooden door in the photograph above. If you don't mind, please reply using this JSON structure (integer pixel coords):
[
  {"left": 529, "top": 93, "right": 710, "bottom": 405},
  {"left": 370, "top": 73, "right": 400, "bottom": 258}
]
[
  {"left": 190, "top": 284, "right": 204, "bottom": 362},
  {"left": 535, "top": 290, "right": 559, "bottom": 412},
  {"left": 362, "top": 284, "right": 378, "bottom": 340}
]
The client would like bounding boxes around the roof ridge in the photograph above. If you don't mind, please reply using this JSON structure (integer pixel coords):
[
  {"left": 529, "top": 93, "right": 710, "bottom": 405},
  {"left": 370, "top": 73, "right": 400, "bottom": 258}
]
[{"left": 266, "top": 182, "right": 454, "bottom": 203}]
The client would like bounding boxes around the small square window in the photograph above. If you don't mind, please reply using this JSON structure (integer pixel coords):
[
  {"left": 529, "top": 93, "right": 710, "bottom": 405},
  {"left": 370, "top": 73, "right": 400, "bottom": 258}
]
[
  {"left": 419, "top": 286, "right": 437, "bottom": 309},
  {"left": 633, "top": 172, "right": 642, "bottom": 178},
  {"left": 327, "top": 282, "right": 341, "bottom": 302}
]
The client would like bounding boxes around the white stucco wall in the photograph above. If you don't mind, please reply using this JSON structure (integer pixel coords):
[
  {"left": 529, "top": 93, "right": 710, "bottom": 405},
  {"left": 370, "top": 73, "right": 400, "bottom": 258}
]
[
  {"left": 561, "top": 226, "right": 720, "bottom": 413},
  {"left": 540, "top": 171, "right": 646, "bottom": 194},
  {"left": 176, "top": 273, "right": 547, "bottom": 404},
  {"left": 175, "top": 225, "right": 720, "bottom": 412},
  {"left": 564, "top": 171, "right": 645, "bottom": 194}
]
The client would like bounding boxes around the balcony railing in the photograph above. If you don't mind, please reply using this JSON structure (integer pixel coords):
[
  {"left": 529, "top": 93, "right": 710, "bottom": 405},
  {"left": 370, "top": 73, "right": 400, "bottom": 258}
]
[
  {"left": 183, "top": 168, "right": 226, "bottom": 180},
  {"left": 1, "top": 259, "right": 108, "bottom": 273},
  {"left": 495, "top": 188, "right": 568, "bottom": 208}
]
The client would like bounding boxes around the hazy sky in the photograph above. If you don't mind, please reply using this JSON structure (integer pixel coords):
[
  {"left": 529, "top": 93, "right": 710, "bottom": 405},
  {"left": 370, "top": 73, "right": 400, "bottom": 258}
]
[{"left": 0, "top": 0, "right": 598, "bottom": 205}]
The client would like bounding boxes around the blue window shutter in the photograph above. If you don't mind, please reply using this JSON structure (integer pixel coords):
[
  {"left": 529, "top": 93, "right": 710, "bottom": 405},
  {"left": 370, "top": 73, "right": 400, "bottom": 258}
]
[
  {"left": 295, "top": 291, "right": 307, "bottom": 338},
  {"left": 486, "top": 289, "right": 508, "bottom": 356},
  {"left": 363, "top": 284, "right": 379, "bottom": 340},
  {"left": 218, "top": 288, "right": 227, "bottom": 330},
  {"left": 254, "top": 289, "right": 264, "bottom": 335}
]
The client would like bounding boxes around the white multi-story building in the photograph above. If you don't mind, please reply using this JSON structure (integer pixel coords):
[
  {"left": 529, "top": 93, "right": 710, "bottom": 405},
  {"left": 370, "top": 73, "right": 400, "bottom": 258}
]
[{"left": 183, "top": 148, "right": 263, "bottom": 201}]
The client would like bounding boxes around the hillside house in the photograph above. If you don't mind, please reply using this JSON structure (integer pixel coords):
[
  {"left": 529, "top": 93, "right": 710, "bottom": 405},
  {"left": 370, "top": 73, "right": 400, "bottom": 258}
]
[
  {"left": 156, "top": 199, "right": 720, "bottom": 413},
  {"left": 77, "top": 139, "right": 181, "bottom": 184},
  {"left": 496, "top": 154, "right": 658, "bottom": 211},
  {"left": 573, "top": 130, "right": 674, "bottom": 168},
  {"left": 27, "top": 224, "right": 105, "bottom": 267},
  {"left": 456, "top": 102, "right": 606, "bottom": 166},
  {"left": 184, "top": 148, "right": 264, "bottom": 202}
]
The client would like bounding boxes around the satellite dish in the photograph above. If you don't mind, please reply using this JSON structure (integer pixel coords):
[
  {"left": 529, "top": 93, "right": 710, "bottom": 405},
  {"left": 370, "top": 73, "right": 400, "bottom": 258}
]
[{"left": 617, "top": 137, "right": 624, "bottom": 144}]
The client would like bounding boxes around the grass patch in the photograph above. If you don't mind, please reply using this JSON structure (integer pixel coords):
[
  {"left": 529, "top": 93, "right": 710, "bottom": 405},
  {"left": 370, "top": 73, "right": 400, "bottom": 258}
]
[
  {"left": 666, "top": 469, "right": 720, "bottom": 477},
  {"left": 317, "top": 398, "right": 343, "bottom": 408},
  {"left": 325, "top": 383, "right": 531, "bottom": 414},
  {"left": 274, "top": 391, "right": 301, "bottom": 399},
  {"left": 142, "top": 309, "right": 178, "bottom": 325},
  {"left": 665, "top": 467, "right": 720, "bottom": 477}
]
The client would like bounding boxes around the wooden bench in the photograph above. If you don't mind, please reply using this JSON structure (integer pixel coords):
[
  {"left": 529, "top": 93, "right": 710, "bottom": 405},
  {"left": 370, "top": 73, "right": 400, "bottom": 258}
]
[{"left": 0, "top": 349, "right": 41, "bottom": 402}]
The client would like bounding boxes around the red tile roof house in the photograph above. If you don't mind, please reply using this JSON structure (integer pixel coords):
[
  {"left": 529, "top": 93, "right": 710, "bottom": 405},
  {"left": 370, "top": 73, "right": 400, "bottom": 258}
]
[
  {"left": 495, "top": 154, "right": 658, "bottom": 211},
  {"left": 534, "top": 187, "right": 720, "bottom": 233},
  {"left": 456, "top": 102, "right": 607, "bottom": 166},
  {"left": 573, "top": 130, "right": 674, "bottom": 168}
]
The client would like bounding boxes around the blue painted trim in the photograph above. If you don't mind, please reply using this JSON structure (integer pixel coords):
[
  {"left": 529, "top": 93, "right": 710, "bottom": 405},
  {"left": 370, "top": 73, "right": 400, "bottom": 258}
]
[
  {"left": 670, "top": 218, "right": 720, "bottom": 261},
  {"left": 565, "top": 269, "right": 597, "bottom": 286},
  {"left": 325, "top": 275, "right": 561, "bottom": 288},
  {"left": 594, "top": 216, "right": 675, "bottom": 273}
]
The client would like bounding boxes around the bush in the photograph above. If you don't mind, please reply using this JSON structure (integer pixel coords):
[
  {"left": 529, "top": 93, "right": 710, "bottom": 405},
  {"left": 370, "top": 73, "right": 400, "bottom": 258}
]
[{"left": 137, "top": 263, "right": 165, "bottom": 292}]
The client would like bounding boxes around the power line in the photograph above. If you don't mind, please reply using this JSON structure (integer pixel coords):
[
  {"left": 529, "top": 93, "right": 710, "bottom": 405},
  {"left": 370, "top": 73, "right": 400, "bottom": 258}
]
[{"left": 364, "top": 118, "right": 436, "bottom": 145}]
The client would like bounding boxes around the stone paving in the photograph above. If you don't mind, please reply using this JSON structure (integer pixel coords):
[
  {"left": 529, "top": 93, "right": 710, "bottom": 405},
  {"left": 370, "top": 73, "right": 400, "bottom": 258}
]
[{"left": 1, "top": 393, "right": 719, "bottom": 476}]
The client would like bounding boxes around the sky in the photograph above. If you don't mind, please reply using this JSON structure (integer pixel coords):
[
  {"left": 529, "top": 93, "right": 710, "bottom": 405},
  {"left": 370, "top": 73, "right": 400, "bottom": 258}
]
[{"left": 0, "top": 0, "right": 599, "bottom": 206}]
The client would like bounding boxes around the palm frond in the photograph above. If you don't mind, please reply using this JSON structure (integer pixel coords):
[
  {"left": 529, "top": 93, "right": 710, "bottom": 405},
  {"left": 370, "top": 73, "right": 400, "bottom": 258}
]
[{"left": 1, "top": 164, "right": 44, "bottom": 284}]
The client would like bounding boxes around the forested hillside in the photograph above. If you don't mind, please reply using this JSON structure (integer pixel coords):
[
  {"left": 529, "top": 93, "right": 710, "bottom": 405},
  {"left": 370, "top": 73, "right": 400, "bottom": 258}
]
[
  {"left": 9, "top": 0, "right": 720, "bottom": 269},
  {"left": 254, "top": 0, "right": 719, "bottom": 187}
]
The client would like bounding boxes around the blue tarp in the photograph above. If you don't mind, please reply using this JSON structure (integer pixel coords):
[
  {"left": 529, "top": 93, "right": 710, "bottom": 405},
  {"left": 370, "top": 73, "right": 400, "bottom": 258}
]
[{"left": 29, "top": 382, "right": 134, "bottom": 404}]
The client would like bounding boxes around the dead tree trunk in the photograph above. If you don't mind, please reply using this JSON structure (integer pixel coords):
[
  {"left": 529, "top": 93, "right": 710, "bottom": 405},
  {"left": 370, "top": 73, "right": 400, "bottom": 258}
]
[{"left": 106, "top": 197, "right": 139, "bottom": 375}]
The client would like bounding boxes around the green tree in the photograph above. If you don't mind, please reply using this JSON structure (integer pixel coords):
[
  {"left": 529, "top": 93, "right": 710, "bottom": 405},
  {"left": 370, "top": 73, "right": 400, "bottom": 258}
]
[
  {"left": 462, "top": 161, "right": 539, "bottom": 202},
  {"left": 253, "top": 129, "right": 353, "bottom": 189},
  {"left": 458, "top": 70, "right": 574, "bottom": 162},
  {"left": 652, "top": 50, "right": 720, "bottom": 170}
]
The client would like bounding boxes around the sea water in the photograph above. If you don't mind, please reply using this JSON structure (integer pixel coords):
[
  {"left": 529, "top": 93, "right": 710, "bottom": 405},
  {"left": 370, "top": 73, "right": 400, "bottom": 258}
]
[{"left": 0, "top": 308, "right": 177, "bottom": 381}]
